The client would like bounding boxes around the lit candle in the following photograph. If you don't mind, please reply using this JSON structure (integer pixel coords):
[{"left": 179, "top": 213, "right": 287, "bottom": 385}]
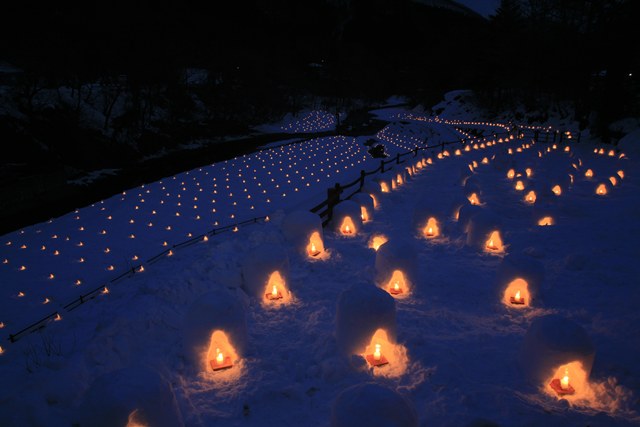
[
  {"left": 271, "top": 285, "right": 278, "bottom": 298},
  {"left": 560, "top": 369, "right": 570, "bottom": 390},
  {"left": 216, "top": 348, "right": 224, "bottom": 364},
  {"left": 373, "top": 344, "right": 381, "bottom": 361},
  {"left": 514, "top": 290, "right": 521, "bottom": 302}
]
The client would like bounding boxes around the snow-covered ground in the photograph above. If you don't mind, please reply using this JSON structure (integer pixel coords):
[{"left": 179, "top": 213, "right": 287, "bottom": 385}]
[{"left": 0, "top": 95, "right": 638, "bottom": 426}]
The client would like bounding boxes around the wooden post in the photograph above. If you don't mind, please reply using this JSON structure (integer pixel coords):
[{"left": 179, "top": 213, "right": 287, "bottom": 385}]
[
  {"left": 577, "top": 132, "right": 581, "bottom": 143},
  {"left": 359, "top": 170, "right": 365, "bottom": 190},
  {"left": 396, "top": 153, "right": 400, "bottom": 164},
  {"left": 327, "top": 183, "right": 342, "bottom": 223},
  {"left": 441, "top": 142, "right": 444, "bottom": 152},
  {"left": 380, "top": 160, "right": 385, "bottom": 174},
  {"left": 534, "top": 130, "right": 539, "bottom": 142}
]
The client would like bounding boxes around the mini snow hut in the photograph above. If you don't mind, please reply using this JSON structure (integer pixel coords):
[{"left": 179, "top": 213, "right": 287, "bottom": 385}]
[
  {"left": 331, "top": 200, "right": 363, "bottom": 236},
  {"left": 335, "top": 284, "right": 397, "bottom": 357},
  {"left": 351, "top": 192, "right": 375, "bottom": 223},
  {"left": 520, "top": 315, "right": 595, "bottom": 398},
  {"left": 241, "top": 244, "right": 292, "bottom": 305},
  {"left": 496, "top": 253, "right": 544, "bottom": 308},
  {"left": 375, "top": 239, "right": 418, "bottom": 297},
  {"left": 76, "top": 366, "right": 184, "bottom": 427},
  {"left": 281, "top": 210, "right": 325, "bottom": 258},
  {"left": 183, "top": 291, "right": 248, "bottom": 372},
  {"left": 466, "top": 211, "right": 505, "bottom": 253}
]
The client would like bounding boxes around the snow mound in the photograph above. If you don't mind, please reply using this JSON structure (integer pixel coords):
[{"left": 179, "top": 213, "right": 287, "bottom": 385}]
[
  {"left": 466, "top": 211, "right": 505, "bottom": 253},
  {"left": 350, "top": 192, "right": 375, "bottom": 222},
  {"left": 375, "top": 239, "right": 418, "bottom": 296},
  {"left": 335, "top": 284, "right": 397, "bottom": 356},
  {"left": 76, "top": 366, "right": 183, "bottom": 427},
  {"left": 520, "top": 315, "right": 595, "bottom": 385},
  {"left": 412, "top": 201, "right": 447, "bottom": 237},
  {"left": 281, "top": 210, "right": 325, "bottom": 258},
  {"left": 331, "top": 200, "right": 363, "bottom": 236},
  {"left": 496, "top": 253, "right": 544, "bottom": 307},
  {"left": 241, "top": 244, "right": 291, "bottom": 301},
  {"left": 330, "top": 382, "right": 418, "bottom": 427}
]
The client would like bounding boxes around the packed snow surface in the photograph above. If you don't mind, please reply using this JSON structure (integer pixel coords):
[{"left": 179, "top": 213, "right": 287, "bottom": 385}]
[{"left": 0, "top": 97, "right": 639, "bottom": 426}]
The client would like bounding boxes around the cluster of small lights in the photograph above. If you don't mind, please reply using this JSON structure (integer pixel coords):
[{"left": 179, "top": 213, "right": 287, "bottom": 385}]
[
  {"left": 280, "top": 110, "right": 336, "bottom": 133},
  {"left": 375, "top": 124, "right": 428, "bottom": 151},
  {"left": 0, "top": 135, "right": 376, "bottom": 333},
  {"left": 1, "top": 115, "right": 624, "bottom": 351}
]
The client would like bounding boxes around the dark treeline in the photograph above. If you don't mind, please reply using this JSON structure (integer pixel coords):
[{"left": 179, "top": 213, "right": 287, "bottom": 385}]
[
  {"left": 0, "top": 0, "right": 638, "bottom": 182},
  {"left": 476, "top": 0, "right": 639, "bottom": 139}
]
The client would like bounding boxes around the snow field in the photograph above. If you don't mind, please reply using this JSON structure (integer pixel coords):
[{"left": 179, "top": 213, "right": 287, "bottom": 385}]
[{"left": 0, "top": 112, "right": 637, "bottom": 426}]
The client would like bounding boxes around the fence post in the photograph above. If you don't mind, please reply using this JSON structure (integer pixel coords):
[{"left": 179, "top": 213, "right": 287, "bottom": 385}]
[
  {"left": 327, "top": 183, "right": 342, "bottom": 224},
  {"left": 413, "top": 148, "right": 418, "bottom": 157},
  {"left": 396, "top": 153, "right": 400, "bottom": 164},
  {"left": 359, "top": 170, "right": 365, "bottom": 190},
  {"left": 553, "top": 131, "right": 557, "bottom": 143},
  {"left": 380, "top": 160, "right": 385, "bottom": 174},
  {"left": 441, "top": 142, "right": 444, "bottom": 152},
  {"left": 559, "top": 132, "right": 563, "bottom": 143},
  {"left": 534, "top": 130, "right": 539, "bottom": 142},
  {"left": 577, "top": 132, "right": 581, "bottom": 143}
]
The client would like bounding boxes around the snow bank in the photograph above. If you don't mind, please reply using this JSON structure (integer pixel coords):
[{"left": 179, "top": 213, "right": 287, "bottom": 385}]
[
  {"left": 76, "top": 366, "right": 183, "bottom": 427},
  {"left": 330, "top": 383, "right": 418, "bottom": 427},
  {"left": 183, "top": 290, "right": 248, "bottom": 372},
  {"left": 335, "top": 284, "right": 397, "bottom": 356}
]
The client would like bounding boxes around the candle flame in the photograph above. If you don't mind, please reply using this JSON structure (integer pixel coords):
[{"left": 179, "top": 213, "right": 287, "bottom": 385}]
[
  {"left": 515, "top": 290, "right": 521, "bottom": 301},
  {"left": 373, "top": 344, "right": 381, "bottom": 361},
  {"left": 216, "top": 348, "right": 224, "bottom": 364},
  {"left": 560, "top": 368, "right": 570, "bottom": 390},
  {"left": 271, "top": 285, "right": 278, "bottom": 297}
]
